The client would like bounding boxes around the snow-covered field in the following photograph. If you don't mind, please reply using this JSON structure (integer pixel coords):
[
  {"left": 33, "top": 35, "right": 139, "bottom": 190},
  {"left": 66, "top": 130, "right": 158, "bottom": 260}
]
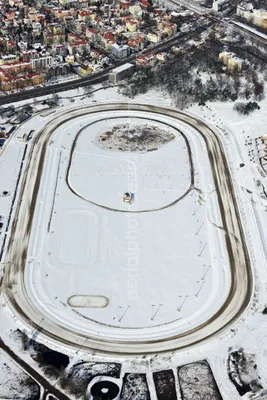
[
  {"left": 69, "top": 117, "right": 190, "bottom": 210},
  {"left": 22, "top": 108, "right": 230, "bottom": 339},
  {"left": 1, "top": 84, "right": 267, "bottom": 399}
]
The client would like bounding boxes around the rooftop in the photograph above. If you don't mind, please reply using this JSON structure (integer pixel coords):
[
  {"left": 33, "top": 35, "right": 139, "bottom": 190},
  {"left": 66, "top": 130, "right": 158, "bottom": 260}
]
[{"left": 110, "top": 62, "right": 134, "bottom": 73}]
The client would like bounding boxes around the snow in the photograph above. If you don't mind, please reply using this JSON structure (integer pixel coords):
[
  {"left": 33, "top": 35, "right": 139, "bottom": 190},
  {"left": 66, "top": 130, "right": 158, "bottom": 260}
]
[
  {"left": 20, "top": 106, "right": 231, "bottom": 340},
  {"left": 0, "top": 140, "right": 25, "bottom": 261},
  {"left": 110, "top": 63, "right": 134, "bottom": 74},
  {"left": 0, "top": 350, "right": 40, "bottom": 399},
  {"left": 68, "top": 295, "right": 109, "bottom": 308},
  {"left": 232, "top": 21, "right": 267, "bottom": 41},
  {"left": 1, "top": 83, "right": 267, "bottom": 399},
  {"left": 69, "top": 116, "right": 189, "bottom": 210}
]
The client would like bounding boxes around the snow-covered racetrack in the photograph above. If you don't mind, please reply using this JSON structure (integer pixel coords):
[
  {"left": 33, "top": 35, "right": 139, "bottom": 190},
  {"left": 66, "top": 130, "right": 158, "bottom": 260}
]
[{"left": 3, "top": 103, "right": 253, "bottom": 354}]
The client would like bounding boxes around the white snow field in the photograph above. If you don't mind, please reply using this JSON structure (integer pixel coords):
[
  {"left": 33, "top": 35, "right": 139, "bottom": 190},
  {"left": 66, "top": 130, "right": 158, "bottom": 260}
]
[
  {"left": 68, "top": 117, "right": 190, "bottom": 211},
  {"left": 20, "top": 106, "right": 232, "bottom": 341}
]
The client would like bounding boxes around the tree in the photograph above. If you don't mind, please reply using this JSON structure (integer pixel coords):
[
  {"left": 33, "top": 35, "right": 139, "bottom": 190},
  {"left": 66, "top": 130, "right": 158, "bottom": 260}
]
[
  {"left": 233, "top": 101, "right": 260, "bottom": 115},
  {"left": 0, "top": 107, "right": 5, "bottom": 118},
  {"left": 82, "top": 85, "right": 94, "bottom": 95},
  {"left": 254, "top": 81, "right": 264, "bottom": 97},
  {"left": 147, "top": 0, "right": 153, "bottom": 12},
  {"left": 51, "top": 93, "right": 60, "bottom": 105}
]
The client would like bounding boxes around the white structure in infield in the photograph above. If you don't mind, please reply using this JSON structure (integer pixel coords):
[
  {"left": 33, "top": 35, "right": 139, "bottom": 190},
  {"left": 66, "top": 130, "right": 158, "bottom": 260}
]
[{"left": 123, "top": 192, "right": 134, "bottom": 204}]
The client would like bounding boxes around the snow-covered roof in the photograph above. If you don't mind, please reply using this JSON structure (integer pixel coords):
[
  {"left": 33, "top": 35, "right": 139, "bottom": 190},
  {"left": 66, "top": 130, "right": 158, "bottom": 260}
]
[{"left": 110, "top": 63, "right": 134, "bottom": 74}]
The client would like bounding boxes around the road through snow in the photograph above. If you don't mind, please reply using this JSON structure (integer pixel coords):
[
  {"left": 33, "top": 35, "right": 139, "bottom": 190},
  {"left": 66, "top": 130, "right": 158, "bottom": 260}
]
[{"left": 2, "top": 103, "right": 253, "bottom": 354}]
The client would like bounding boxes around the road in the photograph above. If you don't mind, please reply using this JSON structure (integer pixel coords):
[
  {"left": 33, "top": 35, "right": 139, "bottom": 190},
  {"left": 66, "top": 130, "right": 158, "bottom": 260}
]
[
  {"left": 231, "top": 20, "right": 267, "bottom": 46},
  {"left": 2, "top": 103, "right": 253, "bottom": 355},
  {"left": 168, "top": 0, "right": 210, "bottom": 14}
]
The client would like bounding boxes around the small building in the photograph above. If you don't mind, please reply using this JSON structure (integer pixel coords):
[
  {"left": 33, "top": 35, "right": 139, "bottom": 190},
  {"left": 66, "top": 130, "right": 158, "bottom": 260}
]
[
  {"left": 147, "top": 31, "right": 162, "bottom": 43},
  {"left": 126, "top": 19, "right": 138, "bottom": 32},
  {"left": 86, "top": 27, "right": 98, "bottom": 42},
  {"left": 129, "top": 4, "right": 142, "bottom": 18},
  {"left": 157, "top": 52, "right": 167, "bottom": 61},
  {"left": 228, "top": 56, "right": 243, "bottom": 71},
  {"left": 111, "top": 43, "right": 130, "bottom": 59},
  {"left": 109, "top": 63, "right": 134, "bottom": 83},
  {"left": 123, "top": 192, "right": 134, "bottom": 204},
  {"left": 212, "top": 0, "right": 230, "bottom": 12},
  {"left": 236, "top": 4, "right": 253, "bottom": 21},
  {"left": 219, "top": 51, "right": 243, "bottom": 71}
]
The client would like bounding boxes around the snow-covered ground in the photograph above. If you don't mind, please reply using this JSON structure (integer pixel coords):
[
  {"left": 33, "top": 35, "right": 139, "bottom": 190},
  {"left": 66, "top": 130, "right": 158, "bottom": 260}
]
[
  {"left": 0, "top": 141, "right": 24, "bottom": 252},
  {"left": 1, "top": 85, "right": 267, "bottom": 399},
  {"left": 21, "top": 107, "right": 230, "bottom": 339},
  {"left": 69, "top": 116, "right": 190, "bottom": 210},
  {"left": 0, "top": 350, "right": 40, "bottom": 399}
]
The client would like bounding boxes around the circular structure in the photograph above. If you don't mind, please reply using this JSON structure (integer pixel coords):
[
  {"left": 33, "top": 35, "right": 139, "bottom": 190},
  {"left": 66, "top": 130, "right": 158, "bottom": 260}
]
[{"left": 3, "top": 103, "right": 253, "bottom": 354}]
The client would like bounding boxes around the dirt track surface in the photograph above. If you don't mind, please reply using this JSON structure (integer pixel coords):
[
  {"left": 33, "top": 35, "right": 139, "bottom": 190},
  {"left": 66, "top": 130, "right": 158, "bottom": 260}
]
[{"left": 2, "top": 103, "right": 253, "bottom": 355}]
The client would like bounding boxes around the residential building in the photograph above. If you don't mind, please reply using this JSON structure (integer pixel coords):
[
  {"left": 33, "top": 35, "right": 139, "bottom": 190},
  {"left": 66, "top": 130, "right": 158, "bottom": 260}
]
[
  {"left": 128, "top": 39, "right": 140, "bottom": 52},
  {"left": 157, "top": 52, "right": 167, "bottom": 61},
  {"left": 136, "top": 52, "right": 155, "bottom": 65},
  {"left": 147, "top": 31, "right": 162, "bottom": 43},
  {"left": 126, "top": 19, "right": 138, "bottom": 32},
  {"left": 212, "top": 0, "right": 230, "bottom": 12},
  {"left": 44, "top": 31, "right": 65, "bottom": 45},
  {"left": 31, "top": 55, "right": 54, "bottom": 70},
  {"left": 219, "top": 51, "right": 243, "bottom": 71},
  {"left": 109, "top": 62, "right": 134, "bottom": 83},
  {"left": 0, "top": 54, "right": 19, "bottom": 65},
  {"left": 67, "top": 40, "right": 90, "bottom": 54},
  {"left": 78, "top": 9, "right": 96, "bottom": 21},
  {"left": 120, "top": 0, "right": 130, "bottom": 11},
  {"left": 253, "top": 9, "right": 267, "bottom": 28},
  {"left": 111, "top": 43, "right": 129, "bottom": 58},
  {"left": 164, "top": 22, "right": 177, "bottom": 36},
  {"left": 1, "top": 60, "right": 32, "bottom": 74},
  {"left": 236, "top": 4, "right": 253, "bottom": 21},
  {"left": 68, "top": 33, "right": 81, "bottom": 43},
  {"left": 0, "top": 67, "right": 45, "bottom": 91},
  {"left": 101, "top": 31, "right": 115, "bottom": 50},
  {"left": 66, "top": 55, "right": 75, "bottom": 63},
  {"left": 129, "top": 4, "right": 142, "bottom": 18},
  {"left": 237, "top": 5, "right": 267, "bottom": 28},
  {"left": 86, "top": 27, "right": 98, "bottom": 42}
]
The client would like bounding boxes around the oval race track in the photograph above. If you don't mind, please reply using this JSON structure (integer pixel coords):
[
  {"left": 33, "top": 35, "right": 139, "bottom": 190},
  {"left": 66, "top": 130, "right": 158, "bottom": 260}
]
[{"left": 3, "top": 103, "right": 253, "bottom": 355}]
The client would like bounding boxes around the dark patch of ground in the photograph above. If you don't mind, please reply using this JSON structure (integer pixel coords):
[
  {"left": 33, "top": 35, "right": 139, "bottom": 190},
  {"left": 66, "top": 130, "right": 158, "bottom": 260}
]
[
  {"left": 120, "top": 373, "right": 151, "bottom": 400},
  {"left": 178, "top": 360, "right": 222, "bottom": 400},
  {"left": 153, "top": 369, "right": 178, "bottom": 400},
  {"left": 228, "top": 350, "right": 263, "bottom": 396}
]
